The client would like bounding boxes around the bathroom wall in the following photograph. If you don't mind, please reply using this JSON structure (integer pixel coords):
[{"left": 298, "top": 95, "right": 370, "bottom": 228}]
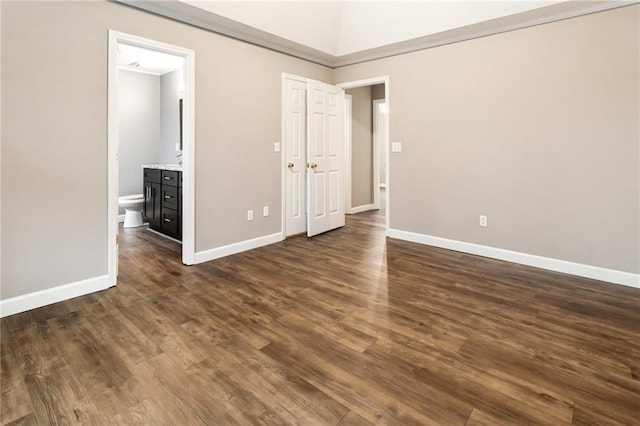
[
  {"left": 159, "top": 69, "right": 182, "bottom": 164},
  {"left": 118, "top": 70, "right": 160, "bottom": 206}
]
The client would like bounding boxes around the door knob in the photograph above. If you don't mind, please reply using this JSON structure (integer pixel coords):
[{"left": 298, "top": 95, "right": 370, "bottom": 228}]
[
  {"left": 287, "top": 162, "right": 294, "bottom": 168},
  {"left": 307, "top": 163, "right": 318, "bottom": 169}
]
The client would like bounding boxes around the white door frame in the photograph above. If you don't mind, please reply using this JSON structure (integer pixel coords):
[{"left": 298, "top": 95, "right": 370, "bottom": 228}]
[
  {"left": 371, "top": 98, "right": 381, "bottom": 211},
  {"left": 337, "top": 76, "right": 390, "bottom": 234},
  {"left": 107, "top": 30, "right": 196, "bottom": 286},
  {"left": 372, "top": 98, "right": 387, "bottom": 208},
  {"left": 343, "top": 94, "right": 353, "bottom": 216}
]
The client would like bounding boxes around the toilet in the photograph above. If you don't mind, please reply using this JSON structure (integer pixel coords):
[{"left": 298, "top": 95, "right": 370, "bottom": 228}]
[{"left": 118, "top": 194, "right": 145, "bottom": 228}]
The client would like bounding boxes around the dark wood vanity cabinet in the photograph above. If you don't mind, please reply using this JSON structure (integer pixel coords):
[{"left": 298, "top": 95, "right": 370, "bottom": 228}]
[
  {"left": 143, "top": 169, "right": 161, "bottom": 229},
  {"left": 143, "top": 168, "right": 182, "bottom": 241},
  {"left": 160, "top": 170, "right": 182, "bottom": 240}
]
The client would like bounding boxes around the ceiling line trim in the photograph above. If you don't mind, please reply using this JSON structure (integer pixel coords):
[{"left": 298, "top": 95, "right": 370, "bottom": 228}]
[{"left": 116, "top": 0, "right": 638, "bottom": 69}]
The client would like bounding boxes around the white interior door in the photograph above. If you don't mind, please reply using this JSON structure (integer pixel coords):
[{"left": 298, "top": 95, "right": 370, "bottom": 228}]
[
  {"left": 306, "top": 80, "right": 345, "bottom": 237},
  {"left": 284, "top": 77, "right": 307, "bottom": 236}
]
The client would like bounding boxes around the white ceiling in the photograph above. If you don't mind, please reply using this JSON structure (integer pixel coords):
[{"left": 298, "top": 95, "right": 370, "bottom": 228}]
[
  {"left": 183, "top": 0, "right": 563, "bottom": 56},
  {"left": 118, "top": 43, "right": 184, "bottom": 75},
  {"left": 118, "top": 0, "right": 635, "bottom": 67}
]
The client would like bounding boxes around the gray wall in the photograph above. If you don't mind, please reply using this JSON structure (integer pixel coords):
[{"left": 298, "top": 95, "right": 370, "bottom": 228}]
[
  {"left": 159, "top": 69, "right": 181, "bottom": 164},
  {"left": 336, "top": 5, "right": 640, "bottom": 274},
  {"left": 1, "top": 1, "right": 637, "bottom": 304},
  {"left": 1, "top": 0, "right": 331, "bottom": 300},
  {"left": 372, "top": 84, "right": 385, "bottom": 101},
  {"left": 346, "top": 86, "right": 373, "bottom": 208},
  {"left": 118, "top": 70, "right": 159, "bottom": 204}
]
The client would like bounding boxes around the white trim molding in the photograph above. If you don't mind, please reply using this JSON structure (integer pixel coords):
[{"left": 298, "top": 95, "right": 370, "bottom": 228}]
[
  {"left": 116, "top": 0, "right": 636, "bottom": 68},
  {"left": 194, "top": 232, "right": 284, "bottom": 264},
  {"left": 348, "top": 204, "right": 375, "bottom": 215},
  {"left": 344, "top": 94, "right": 353, "bottom": 215},
  {"left": 388, "top": 228, "right": 640, "bottom": 289},
  {"left": 372, "top": 99, "right": 385, "bottom": 210},
  {"left": 0, "top": 275, "right": 113, "bottom": 318}
]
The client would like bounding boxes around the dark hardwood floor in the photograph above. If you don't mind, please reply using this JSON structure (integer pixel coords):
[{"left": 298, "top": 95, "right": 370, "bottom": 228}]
[{"left": 2, "top": 203, "right": 640, "bottom": 425}]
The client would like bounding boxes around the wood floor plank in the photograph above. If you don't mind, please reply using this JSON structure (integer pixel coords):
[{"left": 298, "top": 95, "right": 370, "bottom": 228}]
[
  {"left": 2, "top": 194, "right": 639, "bottom": 424},
  {"left": 12, "top": 317, "right": 105, "bottom": 425},
  {"left": 277, "top": 310, "right": 377, "bottom": 353},
  {"left": 464, "top": 408, "right": 518, "bottom": 426},
  {"left": 1, "top": 321, "right": 35, "bottom": 425},
  {"left": 191, "top": 351, "right": 350, "bottom": 425},
  {"left": 110, "top": 398, "right": 177, "bottom": 426},
  {"left": 45, "top": 311, "right": 144, "bottom": 420},
  {"left": 260, "top": 316, "right": 473, "bottom": 424},
  {"left": 337, "top": 410, "right": 374, "bottom": 425},
  {"left": 458, "top": 337, "right": 640, "bottom": 424},
  {"left": 0, "top": 352, "right": 34, "bottom": 426},
  {"left": 1, "top": 413, "right": 39, "bottom": 426},
  {"left": 131, "top": 353, "right": 242, "bottom": 425}
]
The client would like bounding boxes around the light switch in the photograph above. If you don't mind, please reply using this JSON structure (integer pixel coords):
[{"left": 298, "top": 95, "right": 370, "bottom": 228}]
[
  {"left": 391, "top": 142, "right": 402, "bottom": 153},
  {"left": 274, "top": 142, "right": 281, "bottom": 152}
]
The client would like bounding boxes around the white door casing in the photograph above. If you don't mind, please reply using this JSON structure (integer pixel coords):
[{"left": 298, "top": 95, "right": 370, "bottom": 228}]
[
  {"left": 344, "top": 94, "right": 353, "bottom": 213},
  {"left": 373, "top": 99, "right": 388, "bottom": 208},
  {"left": 284, "top": 77, "right": 307, "bottom": 236},
  {"left": 306, "top": 79, "right": 346, "bottom": 237}
]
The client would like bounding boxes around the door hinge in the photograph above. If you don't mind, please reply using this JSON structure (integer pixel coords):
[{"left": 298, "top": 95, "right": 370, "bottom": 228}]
[{"left": 116, "top": 234, "right": 119, "bottom": 245}]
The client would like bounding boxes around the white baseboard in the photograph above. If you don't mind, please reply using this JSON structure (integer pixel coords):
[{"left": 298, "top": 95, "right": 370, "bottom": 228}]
[
  {"left": 146, "top": 227, "right": 182, "bottom": 244},
  {"left": 194, "top": 232, "right": 284, "bottom": 264},
  {"left": 347, "top": 204, "right": 375, "bottom": 215},
  {"left": 387, "top": 229, "right": 640, "bottom": 289},
  {"left": 0, "top": 275, "right": 113, "bottom": 318}
]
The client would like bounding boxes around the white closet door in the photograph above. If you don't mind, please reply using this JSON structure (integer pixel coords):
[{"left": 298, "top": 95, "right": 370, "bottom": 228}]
[{"left": 306, "top": 79, "right": 345, "bottom": 237}]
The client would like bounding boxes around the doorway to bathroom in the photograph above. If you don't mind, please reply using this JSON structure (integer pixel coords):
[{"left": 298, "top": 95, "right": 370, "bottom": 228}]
[{"left": 107, "top": 31, "right": 195, "bottom": 285}]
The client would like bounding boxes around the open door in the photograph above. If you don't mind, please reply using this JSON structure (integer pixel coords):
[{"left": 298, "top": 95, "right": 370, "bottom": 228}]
[
  {"left": 284, "top": 77, "right": 307, "bottom": 236},
  {"left": 306, "top": 79, "right": 345, "bottom": 237}
]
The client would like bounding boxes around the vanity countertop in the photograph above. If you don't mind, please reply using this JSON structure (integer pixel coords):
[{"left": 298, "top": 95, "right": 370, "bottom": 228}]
[{"left": 141, "top": 164, "right": 183, "bottom": 171}]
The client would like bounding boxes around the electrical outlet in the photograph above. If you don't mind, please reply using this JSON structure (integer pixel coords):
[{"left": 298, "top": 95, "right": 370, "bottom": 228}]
[
  {"left": 479, "top": 215, "right": 488, "bottom": 227},
  {"left": 391, "top": 142, "right": 402, "bottom": 153},
  {"left": 247, "top": 209, "right": 254, "bottom": 221},
  {"left": 263, "top": 206, "right": 269, "bottom": 217}
]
